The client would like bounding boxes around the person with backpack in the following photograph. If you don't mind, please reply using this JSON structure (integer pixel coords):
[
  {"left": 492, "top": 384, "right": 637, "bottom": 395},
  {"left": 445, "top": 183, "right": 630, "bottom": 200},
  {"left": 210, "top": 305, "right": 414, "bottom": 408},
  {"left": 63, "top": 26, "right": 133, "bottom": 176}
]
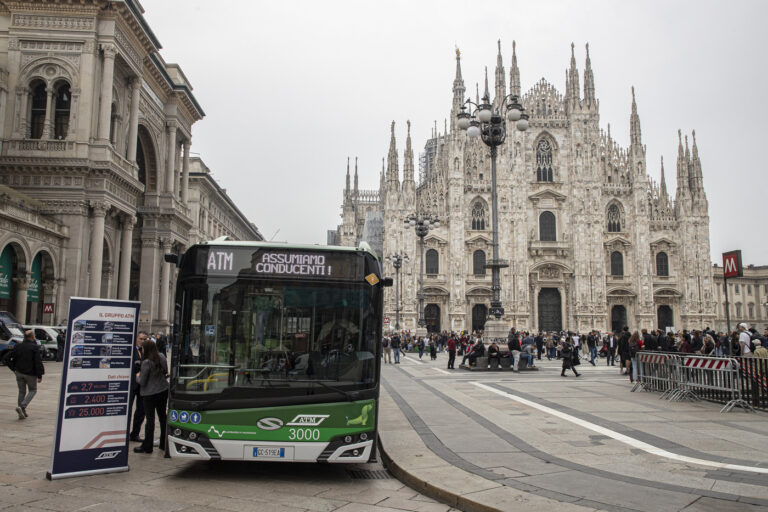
[
  {"left": 627, "top": 331, "right": 642, "bottom": 383},
  {"left": 381, "top": 336, "right": 391, "bottom": 364},
  {"left": 738, "top": 323, "right": 753, "bottom": 357},
  {"left": 559, "top": 339, "right": 581, "bottom": 377},
  {"left": 133, "top": 339, "right": 169, "bottom": 454},
  {"left": 5, "top": 330, "right": 45, "bottom": 419}
]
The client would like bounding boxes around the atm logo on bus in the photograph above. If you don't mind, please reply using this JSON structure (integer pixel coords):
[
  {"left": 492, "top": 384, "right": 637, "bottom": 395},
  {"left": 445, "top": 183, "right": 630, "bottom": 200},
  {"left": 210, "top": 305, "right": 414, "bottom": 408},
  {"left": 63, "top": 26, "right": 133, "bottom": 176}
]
[
  {"left": 207, "top": 251, "right": 233, "bottom": 271},
  {"left": 287, "top": 414, "right": 329, "bottom": 426}
]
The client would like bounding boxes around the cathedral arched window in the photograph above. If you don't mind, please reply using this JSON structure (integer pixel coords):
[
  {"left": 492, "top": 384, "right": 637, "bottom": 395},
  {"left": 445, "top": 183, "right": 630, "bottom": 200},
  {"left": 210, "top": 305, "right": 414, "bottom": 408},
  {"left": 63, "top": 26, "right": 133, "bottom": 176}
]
[
  {"left": 535, "top": 138, "right": 554, "bottom": 182},
  {"left": 611, "top": 251, "right": 624, "bottom": 277},
  {"left": 53, "top": 81, "right": 71, "bottom": 140},
  {"left": 539, "top": 211, "right": 556, "bottom": 241},
  {"left": 656, "top": 252, "right": 669, "bottom": 277},
  {"left": 471, "top": 201, "right": 486, "bottom": 230},
  {"left": 607, "top": 204, "right": 622, "bottom": 232},
  {"left": 29, "top": 81, "right": 47, "bottom": 139},
  {"left": 472, "top": 250, "right": 486, "bottom": 275},
  {"left": 426, "top": 249, "right": 439, "bottom": 274}
]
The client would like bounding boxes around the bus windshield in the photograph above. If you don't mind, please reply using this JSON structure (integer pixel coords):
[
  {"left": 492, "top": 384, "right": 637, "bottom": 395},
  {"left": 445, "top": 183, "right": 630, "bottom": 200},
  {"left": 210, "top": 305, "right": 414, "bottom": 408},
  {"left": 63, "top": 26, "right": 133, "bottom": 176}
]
[{"left": 172, "top": 277, "right": 379, "bottom": 407}]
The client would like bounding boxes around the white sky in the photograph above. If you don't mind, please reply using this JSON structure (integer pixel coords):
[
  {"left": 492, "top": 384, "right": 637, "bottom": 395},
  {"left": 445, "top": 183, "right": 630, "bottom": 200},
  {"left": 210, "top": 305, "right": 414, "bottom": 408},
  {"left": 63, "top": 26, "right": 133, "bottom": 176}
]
[{"left": 140, "top": 0, "right": 768, "bottom": 265}]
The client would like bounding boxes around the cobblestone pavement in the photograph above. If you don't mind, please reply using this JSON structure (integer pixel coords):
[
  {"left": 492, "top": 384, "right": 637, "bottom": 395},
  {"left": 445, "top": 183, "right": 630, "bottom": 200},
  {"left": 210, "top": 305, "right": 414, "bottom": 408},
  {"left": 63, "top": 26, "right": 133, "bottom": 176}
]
[
  {"left": 0, "top": 362, "right": 457, "bottom": 512},
  {"left": 380, "top": 350, "right": 768, "bottom": 511}
]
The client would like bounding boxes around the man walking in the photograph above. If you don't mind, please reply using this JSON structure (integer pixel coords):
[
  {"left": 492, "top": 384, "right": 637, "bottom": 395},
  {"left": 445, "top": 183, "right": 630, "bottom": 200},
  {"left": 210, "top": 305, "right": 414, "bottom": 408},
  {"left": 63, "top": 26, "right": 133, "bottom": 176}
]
[
  {"left": 508, "top": 329, "right": 522, "bottom": 372},
  {"left": 382, "top": 336, "right": 392, "bottom": 364},
  {"left": 8, "top": 330, "right": 45, "bottom": 419},
  {"left": 447, "top": 336, "right": 456, "bottom": 369},
  {"left": 604, "top": 331, "right": 616, "bottom": 366},
  {"left": 739, "top": 323, "right": 753, "bottom": 357},
  {"left": 587, "top": 331, "right": 597, "bottom": 366},
  {"left": 129, "top": 331, "right": 148, "bottom": 441},
  {"left": 391, "top": 332, "right": 401, "bottom": 364}
]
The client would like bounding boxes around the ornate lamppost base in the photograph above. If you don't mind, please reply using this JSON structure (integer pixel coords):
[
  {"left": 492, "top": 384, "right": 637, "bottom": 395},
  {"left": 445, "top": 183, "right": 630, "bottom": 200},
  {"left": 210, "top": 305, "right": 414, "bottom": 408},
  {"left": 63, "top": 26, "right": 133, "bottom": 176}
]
[
  {"left": 414, "top": 326, "right": 428, "bottom": 338},
  {"left": 483, "top": 318, "right": 508, "bottom": 343}
]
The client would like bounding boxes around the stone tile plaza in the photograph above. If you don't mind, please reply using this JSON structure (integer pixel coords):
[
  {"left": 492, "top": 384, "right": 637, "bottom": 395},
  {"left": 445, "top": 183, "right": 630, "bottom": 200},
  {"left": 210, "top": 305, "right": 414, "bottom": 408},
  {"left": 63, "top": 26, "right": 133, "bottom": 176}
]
[{"left": 0, "top": 1, "right": 767, "bottom": 512}]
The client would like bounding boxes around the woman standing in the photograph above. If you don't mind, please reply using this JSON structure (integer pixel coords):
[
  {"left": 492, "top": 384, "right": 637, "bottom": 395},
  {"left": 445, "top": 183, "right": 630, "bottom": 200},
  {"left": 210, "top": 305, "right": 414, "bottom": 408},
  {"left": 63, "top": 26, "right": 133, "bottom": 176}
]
[
  {"left": 559, "top": 340, "right": 581, "bottom": 377},
  {"left": 133, "top": 340, "right": 169, "bottom": 454}
]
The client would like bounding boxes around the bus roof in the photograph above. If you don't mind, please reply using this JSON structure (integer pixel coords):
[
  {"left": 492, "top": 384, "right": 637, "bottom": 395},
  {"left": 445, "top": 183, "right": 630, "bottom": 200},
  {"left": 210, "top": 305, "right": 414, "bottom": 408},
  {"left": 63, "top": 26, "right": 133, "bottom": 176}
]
[{"left": 196, "top": 239, "right": 379, "bottom": 260}]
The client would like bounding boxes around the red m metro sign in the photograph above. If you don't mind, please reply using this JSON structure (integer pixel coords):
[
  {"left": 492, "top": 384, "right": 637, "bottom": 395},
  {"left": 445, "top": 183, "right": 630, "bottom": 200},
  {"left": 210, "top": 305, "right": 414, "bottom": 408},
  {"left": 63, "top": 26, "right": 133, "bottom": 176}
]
[
  {"left": 43, "top": 303, "right": 54, "bottom": 314},
  {"left": 722, "top": 250, "right": 743, "bottom": 279}
]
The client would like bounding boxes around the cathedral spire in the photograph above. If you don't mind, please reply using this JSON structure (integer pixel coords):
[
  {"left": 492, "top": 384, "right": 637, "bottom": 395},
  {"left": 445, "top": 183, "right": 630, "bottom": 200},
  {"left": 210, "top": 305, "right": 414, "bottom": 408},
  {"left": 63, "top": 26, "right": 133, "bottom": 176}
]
[
  {"left": 509, "top": 40, "right": 520, "bottom": 97},
  {"left": 353, "top": 156, "right": 359, "bottom": 196},
  {"left": 675, "top": 129, "right": 689, "bottom": 204},
  {"left": 566, "top": 42, "right": 580, "bottom": 111},
  {"left": 386, "top": 121, "right": 400, "bottom": 186},
  {"left": 583, "top": 43, "right": 595, "bottom": 107},
  {"left": 494, "top": 39, "right": 506, "bottom": 107},
  {"left": 403, "top": 120, "right": 414, "bottom": 183},
  {"left": 345, "top": 157, "right": 350, "bottom": 199},
  {"left": 452, "top": 47, "right": 466, "bottom": 132},
  {"left": 630, "top": 86, "right": 642, "bottom": 147},
  {"left": 690, "top": 129, "right": 705, "bottom": 197},
  {"left": 380, "top": 157, "right": 385, "bottom": 191},
  {"left": 660, "top": 156, "right": 668, "bottom": 204},
  {"left": 483, "top": 66, "right": 490, "bottom": 103}
]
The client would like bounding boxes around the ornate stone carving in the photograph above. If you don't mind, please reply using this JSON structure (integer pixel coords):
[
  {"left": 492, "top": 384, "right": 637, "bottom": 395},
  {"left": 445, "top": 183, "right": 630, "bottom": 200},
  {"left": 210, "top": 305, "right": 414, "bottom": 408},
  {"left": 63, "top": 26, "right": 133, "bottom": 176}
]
[
  {"left": 13, "top": 14, "right": 95, "bottom": 31},
  {"left": 115, "top": 29, "right": 142, "bottom": 71}
]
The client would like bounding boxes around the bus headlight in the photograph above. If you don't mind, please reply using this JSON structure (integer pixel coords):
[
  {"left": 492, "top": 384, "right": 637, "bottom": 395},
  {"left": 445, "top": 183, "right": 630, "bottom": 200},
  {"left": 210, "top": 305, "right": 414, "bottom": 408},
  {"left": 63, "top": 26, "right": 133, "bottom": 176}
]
[
  {"left": 173, "top": 428, "right": 182, "bottom": 437},
  {"left": 344, "top": 435, "right": 352, "bottom": 443},
  {"left": 359, "top": 433, "right": 368, "bottom": 441},
  {"left": 189, "top": 432, "right": 198, "bottom": 441}
]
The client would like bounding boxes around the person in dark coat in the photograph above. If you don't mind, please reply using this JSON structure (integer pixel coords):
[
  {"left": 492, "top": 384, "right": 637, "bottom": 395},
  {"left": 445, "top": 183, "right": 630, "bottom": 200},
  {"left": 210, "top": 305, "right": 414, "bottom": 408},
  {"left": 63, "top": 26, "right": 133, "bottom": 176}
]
[
  {"left": 6, "top": 330, "right": 45, "bottom": 419},
  {"left": 617, "top": 327, "right": 631, "bottom": 375},
  {"left": 559, "top": 339, "right": 580, "bottom": 377},
  {"left": 56, "top": 329, "right": 65, "bottom": 362}
]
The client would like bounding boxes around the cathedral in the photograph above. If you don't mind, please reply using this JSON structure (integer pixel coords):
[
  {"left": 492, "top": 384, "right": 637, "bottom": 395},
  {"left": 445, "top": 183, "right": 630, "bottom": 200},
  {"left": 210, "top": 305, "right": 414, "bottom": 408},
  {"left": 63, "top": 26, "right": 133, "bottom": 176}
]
[{"left": 334, "top": 42, "right": 716, "bottom": 334}]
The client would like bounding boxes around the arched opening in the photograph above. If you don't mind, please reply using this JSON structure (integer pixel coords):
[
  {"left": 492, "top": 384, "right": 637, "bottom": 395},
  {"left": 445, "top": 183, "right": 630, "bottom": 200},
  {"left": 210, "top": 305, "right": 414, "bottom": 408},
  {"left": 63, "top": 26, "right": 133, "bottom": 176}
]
[
  {"left": 53, "top": 81, "right": 71, "bottom": 139},
  {"left": 656, "top": 252, "right": 669, "bottom": 277},
  {"left": 657, "top": 305, "right": 673, "bottom": 332},
  {"left": 425, "top": 249, "right": 439, "bottom": 274},
  {"left": 471, "top": 201, "right": 486, "bottom": 230},
  {"left": 611, "top": 305, "right": 627, "bottom": 333},
  {"left": 539, "top": 211, "right": 556, "bottom": 241},
  {"left": 0, "top": 243, "right": 28, "bottom": 323},
  {"left": 607, "top": 204, "right": 622, "bottom": 232},
  {"left": 425, "top": 304, "right": 440, "bottom": 334},
  {"left": 136, "top": 125, "right": 158, "bottom": 191},
  {"left": 472, "top": 250, "right": 486, "bottom": 275},
  {"left": 471, "top": 303, "right": 487, "bottom": 333},
  {"left": 535, "top": 137, "right": 554, "bottom": 182},
  {"left": 611, "top": 251, "right": 624, "bottom": 276},
  {"left": 29, "top": 80, "right": 47, "bottom": 139},
  {"left": 538, "top": 288, "right": 562, "bottom": 332},
  {"left": 27, "top": 251, "right": 55, "bottom": 323}
]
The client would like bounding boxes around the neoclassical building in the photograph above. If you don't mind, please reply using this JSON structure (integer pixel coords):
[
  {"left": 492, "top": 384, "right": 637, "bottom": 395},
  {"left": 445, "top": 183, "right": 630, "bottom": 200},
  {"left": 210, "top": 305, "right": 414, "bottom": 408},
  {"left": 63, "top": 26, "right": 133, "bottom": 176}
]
[
  {"left": 334, "top": 43, "right": 716, "bottom": 333},
  {"left": 0, "top": 0, "right": 260, "bottom": 331},
  {"left": 712, "top": 264, "right": 768, "bottom": 332}
]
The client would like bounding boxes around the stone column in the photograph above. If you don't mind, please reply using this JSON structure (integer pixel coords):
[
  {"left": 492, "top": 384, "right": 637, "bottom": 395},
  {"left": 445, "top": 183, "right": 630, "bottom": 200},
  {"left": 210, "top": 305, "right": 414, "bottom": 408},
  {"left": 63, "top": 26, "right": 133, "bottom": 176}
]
[
  {"left": 118, "top": 215, "right": 135, "bottom": 300},
  {"left": 158, "top": 238, "right": 172, "bottom": 322},
  {"left": 97, "top": 44, "right": 117, "bottom": 141},
  {"left": 88, "top": 202, "right": 109, "bottom": 297},
  {"left": 41, "top": 87, "right": 54, "bottom": 139},
  {"left": 126, "top": 78, "right": 141, "bottom": 163},
  {"left": 13, "top": 276, "right": 29, "bottom": 324},
  {"left": 165, "top": 122, "right": 177, "bottom": 194},
  {"left": 181, "top": 139, "right": 190, "bottom": 204},
  {"left": 138, "top": 236, "right": 159, "bottom": 331}
]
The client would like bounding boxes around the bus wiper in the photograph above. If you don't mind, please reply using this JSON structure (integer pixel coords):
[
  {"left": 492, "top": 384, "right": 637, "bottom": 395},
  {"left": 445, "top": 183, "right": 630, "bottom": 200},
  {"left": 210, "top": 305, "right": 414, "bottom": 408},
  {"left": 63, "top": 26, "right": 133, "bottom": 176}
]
[{"left": 261, "top": 378, "right": 360, "bottom": 401}]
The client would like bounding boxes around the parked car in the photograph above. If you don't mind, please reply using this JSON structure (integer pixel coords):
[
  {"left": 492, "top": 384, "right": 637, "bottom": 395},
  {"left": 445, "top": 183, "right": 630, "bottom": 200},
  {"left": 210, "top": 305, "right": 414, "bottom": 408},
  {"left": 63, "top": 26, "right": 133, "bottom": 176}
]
[
  {"left": 25, "top": 325, "right": 63, "bottom": 361},
  {"left": 0, "top": 311, "right": 25, "bottom": 364}
]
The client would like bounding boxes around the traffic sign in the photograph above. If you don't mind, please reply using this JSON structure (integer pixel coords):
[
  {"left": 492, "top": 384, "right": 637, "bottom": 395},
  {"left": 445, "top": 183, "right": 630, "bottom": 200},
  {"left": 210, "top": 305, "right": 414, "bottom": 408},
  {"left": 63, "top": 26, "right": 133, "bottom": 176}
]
[{"left": 723, "top": 250, "right": 743, "bottom": 279}]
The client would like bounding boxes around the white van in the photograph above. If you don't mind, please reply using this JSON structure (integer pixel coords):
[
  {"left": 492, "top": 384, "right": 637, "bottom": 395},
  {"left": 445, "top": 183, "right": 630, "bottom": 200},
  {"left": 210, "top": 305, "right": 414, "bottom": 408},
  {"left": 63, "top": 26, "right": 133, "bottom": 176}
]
[{"left": 25, "top": 325, "right": 63, "bottom": 361}]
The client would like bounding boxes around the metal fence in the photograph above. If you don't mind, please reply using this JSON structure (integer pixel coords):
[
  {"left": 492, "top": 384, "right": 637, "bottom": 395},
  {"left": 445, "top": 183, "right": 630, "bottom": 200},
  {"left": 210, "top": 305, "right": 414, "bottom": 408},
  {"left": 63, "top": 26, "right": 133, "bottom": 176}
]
[{"left": 632, "top": 351, "right": 763, "bottom": 413}]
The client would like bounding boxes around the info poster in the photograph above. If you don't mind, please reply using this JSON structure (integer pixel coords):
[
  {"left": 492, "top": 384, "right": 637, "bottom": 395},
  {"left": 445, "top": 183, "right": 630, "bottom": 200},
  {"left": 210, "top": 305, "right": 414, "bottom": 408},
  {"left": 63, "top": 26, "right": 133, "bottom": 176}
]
[{"left": 47, "top": 297, "right": 140, "bottom": 480}]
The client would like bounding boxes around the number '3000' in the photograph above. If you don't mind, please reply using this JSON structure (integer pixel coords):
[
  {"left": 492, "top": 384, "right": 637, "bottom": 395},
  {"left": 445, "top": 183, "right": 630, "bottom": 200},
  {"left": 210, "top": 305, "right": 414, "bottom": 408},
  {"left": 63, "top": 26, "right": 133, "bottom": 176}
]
[{"left": 288, "top": 428, "right": 320, "bottom": 441}]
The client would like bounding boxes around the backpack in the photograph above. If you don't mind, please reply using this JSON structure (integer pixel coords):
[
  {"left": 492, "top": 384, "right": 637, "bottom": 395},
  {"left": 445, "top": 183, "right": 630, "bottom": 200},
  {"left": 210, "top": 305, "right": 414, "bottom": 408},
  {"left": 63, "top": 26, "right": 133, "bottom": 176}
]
[
  {"left": 629, "top": 338, "right": 639, "bottom": 357},
  {"left": 381, "top": 338, "right": 389, "bottom": 349},
  {"left": 2, "top": 347, "right": 17, "bottom": 372}
]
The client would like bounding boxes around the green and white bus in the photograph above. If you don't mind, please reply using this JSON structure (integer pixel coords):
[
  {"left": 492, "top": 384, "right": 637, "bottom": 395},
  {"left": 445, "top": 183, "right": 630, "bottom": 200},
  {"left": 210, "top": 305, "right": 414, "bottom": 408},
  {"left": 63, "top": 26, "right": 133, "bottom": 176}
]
[{"left": 166, "top": 241, "right": 388, "bottom": 462}]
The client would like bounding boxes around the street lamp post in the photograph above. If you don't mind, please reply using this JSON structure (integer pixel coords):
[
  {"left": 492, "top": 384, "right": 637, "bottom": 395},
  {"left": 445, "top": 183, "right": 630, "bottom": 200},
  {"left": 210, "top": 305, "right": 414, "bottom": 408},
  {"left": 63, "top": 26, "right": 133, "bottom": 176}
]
[
  {"left": 405, "top": 214, "right": 440, "bottom": 334},
  {"left": 456, "top": 90, "right": 528, "bottom": 336},
  {"left": 385, "top": 253, "right": 409, "bottom": 331}
]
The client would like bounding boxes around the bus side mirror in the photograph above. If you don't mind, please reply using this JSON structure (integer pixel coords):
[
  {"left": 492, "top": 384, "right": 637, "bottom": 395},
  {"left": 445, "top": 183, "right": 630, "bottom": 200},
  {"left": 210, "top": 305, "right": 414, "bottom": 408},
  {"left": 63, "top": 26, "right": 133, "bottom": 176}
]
[
  {"left": 164, "top": 254, "right": 179, "bottom": 266},
  {"left": 381, "top": 277, "right": 393, "bottom": 287}
]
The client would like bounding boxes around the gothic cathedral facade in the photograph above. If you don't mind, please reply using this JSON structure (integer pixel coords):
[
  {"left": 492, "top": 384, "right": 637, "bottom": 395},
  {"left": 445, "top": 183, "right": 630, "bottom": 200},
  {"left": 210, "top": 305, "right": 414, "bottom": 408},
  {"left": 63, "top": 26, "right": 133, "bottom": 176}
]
[{"left": 335, "top": 42, "right": 716, "bottom": 334}]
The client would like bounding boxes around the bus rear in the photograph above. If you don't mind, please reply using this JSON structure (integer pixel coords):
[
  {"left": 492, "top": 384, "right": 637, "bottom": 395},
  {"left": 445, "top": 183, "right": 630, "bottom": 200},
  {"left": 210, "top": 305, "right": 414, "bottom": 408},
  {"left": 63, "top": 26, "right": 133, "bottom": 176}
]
[{"left": 167, "top": 242, "right": 384, "bottom": 462}]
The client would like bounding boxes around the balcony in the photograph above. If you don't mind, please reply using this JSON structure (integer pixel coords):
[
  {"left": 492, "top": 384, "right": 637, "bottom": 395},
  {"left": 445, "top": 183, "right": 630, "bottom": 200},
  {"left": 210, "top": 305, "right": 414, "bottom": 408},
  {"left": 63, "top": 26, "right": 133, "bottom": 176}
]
[{"left": 528, "top": 239, "right": 570, "bottom": 258}]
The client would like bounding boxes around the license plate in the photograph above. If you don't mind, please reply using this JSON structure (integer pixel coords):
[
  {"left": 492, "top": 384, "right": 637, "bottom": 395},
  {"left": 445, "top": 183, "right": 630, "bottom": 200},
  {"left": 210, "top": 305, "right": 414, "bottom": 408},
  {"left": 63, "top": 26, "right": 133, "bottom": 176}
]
[{"left": 253, "top": 447, "right": 285, "bottom": 458}]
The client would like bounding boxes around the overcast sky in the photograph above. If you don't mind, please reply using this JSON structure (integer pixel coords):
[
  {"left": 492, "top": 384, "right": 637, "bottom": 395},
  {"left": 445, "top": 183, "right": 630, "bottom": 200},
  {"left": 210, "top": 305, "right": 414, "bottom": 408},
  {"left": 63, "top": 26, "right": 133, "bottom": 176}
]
[{"left": 141, "top": 0, "right": 767, "bottom": 265}]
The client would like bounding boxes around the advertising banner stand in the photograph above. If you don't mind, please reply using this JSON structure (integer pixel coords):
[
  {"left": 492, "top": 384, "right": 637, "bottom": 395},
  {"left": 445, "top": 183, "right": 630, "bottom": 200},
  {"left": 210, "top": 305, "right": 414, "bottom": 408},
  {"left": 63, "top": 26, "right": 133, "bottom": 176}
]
[{"left": 47, "top": 297, "right": 141, "bottom": 480}]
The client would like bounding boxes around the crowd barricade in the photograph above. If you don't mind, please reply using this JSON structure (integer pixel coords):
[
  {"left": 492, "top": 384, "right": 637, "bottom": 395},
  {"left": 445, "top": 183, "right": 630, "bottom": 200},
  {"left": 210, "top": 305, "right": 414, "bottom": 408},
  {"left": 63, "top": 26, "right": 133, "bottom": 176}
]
[
  {"left": 632, "top": 352, "right": 754, "bottom": 413},
  {"left": 737, "top": 356, "right": 768, "bottom": 410},
  {"left": 631, "top": 352, "right": 674, "bottom": 394}
]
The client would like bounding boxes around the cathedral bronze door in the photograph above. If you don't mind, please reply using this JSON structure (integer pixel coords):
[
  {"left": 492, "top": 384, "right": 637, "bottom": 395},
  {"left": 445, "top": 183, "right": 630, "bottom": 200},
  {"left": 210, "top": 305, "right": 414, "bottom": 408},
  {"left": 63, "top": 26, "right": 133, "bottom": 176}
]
[
  {"left": 472, "top": 304, "right": 488, "bottom": 333},
  {"left": 538, "top": 288, "right": 562, "bottom": 332},
  {"left": 425, "top": 304, "right": 440, "bottom": 333},
  {"left": 657, "top": 306, "right": 673, "bottom": 332},
  {"left": 611, "top": 305, "right": 627, "bottom": 333}
]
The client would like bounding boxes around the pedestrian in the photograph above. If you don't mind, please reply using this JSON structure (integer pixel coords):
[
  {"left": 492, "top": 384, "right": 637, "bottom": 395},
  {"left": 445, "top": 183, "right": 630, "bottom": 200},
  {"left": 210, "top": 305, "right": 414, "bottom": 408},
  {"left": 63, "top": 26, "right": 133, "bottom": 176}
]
[
  {"left": 535, "top": 332, "right": 544, "bottom": 360},
  {"left": 3, "top": 330, "right": 45, "bottom": 419},
  {"left": 56, "top": 329, "right": 65, "bottom": 362},
  {"left": 617, "top": 327, "right": 631, "bottom": 375},
  {"left": 739, "top": 323, "right": 753, "bottom": 357},
  {"left": 559, "top": 339, "right": 580, "bottom": 377},
  {"left": 417, "top": 337, "right": 425, "bottom": 360},
  {"left": 587, "top": 331, "right": 597, "bottom": 366},
  {"left": 604, "top": 332, "right": 617, "bottom": 365},
  {"left": 507, "top": 329, "right": 522, "bottom": 372},
  {"left": 133, "top": 339, "right": 168, "bottom": 454},
  {"left": 447, "top": 336, "right": 456, "bottom": 369},
  {"left": 429, "top": 337, "right": 437, "bottom": 360},
  {"left": 129, "top": 331, "right": 148, "bottom": 442},
  {"left": 391, "top": 333, "right": 401, "bottom": 364},
  {"left": 382, "top": 336, "right": 392, "bottom": 364},
  {"left": 628, "top": 331, "right": 641, "bottom": 383}
]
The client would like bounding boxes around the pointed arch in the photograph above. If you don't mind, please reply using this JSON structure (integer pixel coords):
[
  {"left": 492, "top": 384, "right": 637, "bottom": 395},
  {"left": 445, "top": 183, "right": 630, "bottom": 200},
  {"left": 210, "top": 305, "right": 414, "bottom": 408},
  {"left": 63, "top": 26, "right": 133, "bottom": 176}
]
[
  {"left": 534, "top": 131, "right": 558, "bottom": 182},
  {"left": 469, "top": 196, "right": 488, "bottom": 230},
  {"left": 606, "top": 200, "right": 625, "bottom": 233}
]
